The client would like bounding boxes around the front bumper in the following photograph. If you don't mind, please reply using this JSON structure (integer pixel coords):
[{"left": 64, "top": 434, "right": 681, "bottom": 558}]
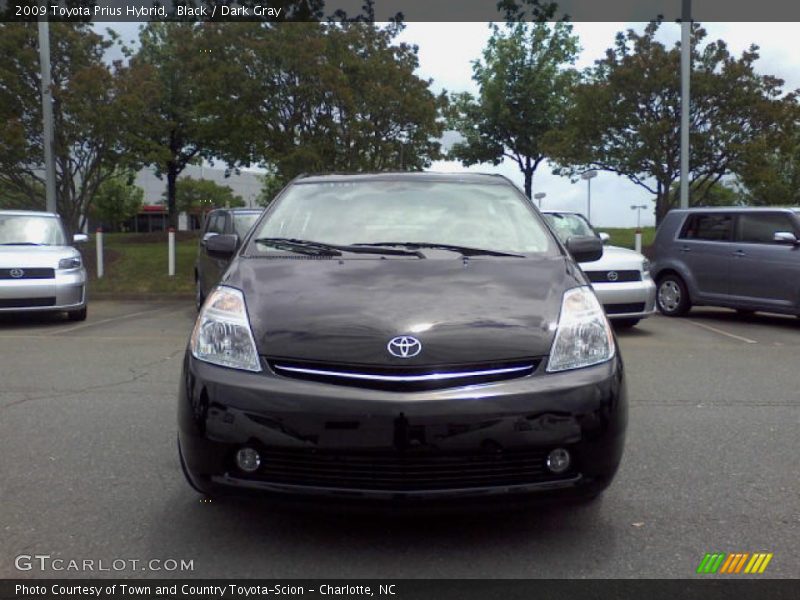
[
  {"left": 0, "top": 268, "right": 86, "bottom": 312},
  {"left": 178, "top": 353, "right": 627, "bottom": 503},
  {"left": 593, "top": 278, "right": 656, "bottom": 320}
]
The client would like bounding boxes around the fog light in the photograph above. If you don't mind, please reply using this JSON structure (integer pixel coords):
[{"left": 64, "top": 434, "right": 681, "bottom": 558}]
[
  {"left": 546, "top": 448, "right": 571, "bottom": 474},
  {"left": 235, "top": 447, "right": 260, "bottom": 473}
]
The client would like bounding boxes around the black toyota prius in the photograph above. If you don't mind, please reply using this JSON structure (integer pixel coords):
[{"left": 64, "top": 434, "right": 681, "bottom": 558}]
[{"left": 178, "top": 172, "right": 627, "bottom": 505}]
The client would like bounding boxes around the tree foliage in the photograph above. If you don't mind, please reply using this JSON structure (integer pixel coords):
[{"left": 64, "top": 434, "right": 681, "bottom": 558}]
[
  {"left": 0, "top": 23, "right": 151, "bottom": 233},
  {"left": 92, "top": 170, "right": 144, "bottom": 232},
  {"left": 548, "top": 22, "right": 788, "bottom": 223},
  {"left": 447, "top": 22, "right": 580, "bottom": 198},
  {"left": 206, "top": 22, "right": 445, "bottom": 182},
  {"left": 170, "top": 177, "right": 245, "bottom": 213}
]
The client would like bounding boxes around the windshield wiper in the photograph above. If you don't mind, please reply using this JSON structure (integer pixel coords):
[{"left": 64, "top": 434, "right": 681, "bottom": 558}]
[
  {"left": 353, "top": 242, "right": 524, "bottom": 258},
  {"left": 252, "top": 238, "right": 422, "bottom": 257}
]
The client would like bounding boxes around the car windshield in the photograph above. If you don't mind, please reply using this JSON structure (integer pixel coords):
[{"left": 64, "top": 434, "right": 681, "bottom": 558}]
[
  {"left": 232, "top": 213, "right": 260, "bottom": 238},
  {"left": 249, "top": 180, "right": 554, "bottom": 255},
  {"left": 543, "top": 213, "right": 597, "bottom": 244},
  {"left": 0, "top": 215, "right": 67, "bottom": 246}
]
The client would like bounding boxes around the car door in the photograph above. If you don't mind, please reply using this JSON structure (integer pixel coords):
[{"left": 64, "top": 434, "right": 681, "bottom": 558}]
[
  {"left": 729, "top": 212, "right": 800, "bottom": 310},
  {"left": 676, "top": 213, "right": 734, "bottom": 300}
]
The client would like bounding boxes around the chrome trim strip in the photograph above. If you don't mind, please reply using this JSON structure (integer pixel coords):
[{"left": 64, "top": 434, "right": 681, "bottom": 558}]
[{"left": 272, "top": 364, "right": 534, "bottom": 382}]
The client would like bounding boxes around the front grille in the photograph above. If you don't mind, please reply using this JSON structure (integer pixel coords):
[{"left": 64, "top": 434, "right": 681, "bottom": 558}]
[
  {"left": 0, "top": 297, "right": 56, "bottom": 308},
  {"left": 237, "top": 447, "right": 568, "bottom": 491},
  {"left": 267, "top": 359, "right": 539, "bottom": 391},
  {"left": 585, "top": 270, "right": 641, "bottom": 283},
  {"left": 605, "top": 302, "right": 645, "bottom": 315},
  {"left": 0, "top": 268, "right": 55, "bottom": 280}
]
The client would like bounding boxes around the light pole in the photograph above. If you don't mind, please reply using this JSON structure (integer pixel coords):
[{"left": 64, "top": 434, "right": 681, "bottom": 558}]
[
  {"left": 631, "top": 204, "right": 648, "bottom": 253},
  {"left": 581, "top": 170, "right": 597, "bottom": 222},
  {"left": 38, "top": 17, "right": 57, "bottom": 214},
  {"left": 680, "top": 0, "right": 692, "bottom": 209},
  {"left": 533, "top": 192, "right": 546, "bottom": 208}
]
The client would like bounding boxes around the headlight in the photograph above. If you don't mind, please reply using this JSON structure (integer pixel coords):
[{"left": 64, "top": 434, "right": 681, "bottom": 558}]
[
  {"left": 547, "top": 286, "right": 615, "bottom": 373},
  {"left": 642, "top": 258, "right": 651, "bottom": 278},
  {"left": 58, "top": 256, "right": 81, "bottom": 269},
  {"left": 190, "top": 286, "right": 261, "bottom": 372}
]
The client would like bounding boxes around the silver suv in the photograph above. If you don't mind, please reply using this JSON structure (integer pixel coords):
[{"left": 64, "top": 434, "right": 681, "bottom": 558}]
[
  {"left": 0, "top": 210, "right": 88, "bottom": 321},
  {"left": 650, "top": 207, "right": 800, "bottom": 317}
]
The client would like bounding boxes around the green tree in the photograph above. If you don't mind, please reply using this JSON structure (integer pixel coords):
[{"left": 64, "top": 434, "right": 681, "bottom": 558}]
[
  {"left": 0, "top": 23, "right": 152, "bottom": 233},
  {"left": 170, "top": 177, "right": 245, "bottom": 213},
  {"left": 256, "top": 168, "right": 286, "bottom": 207},
  {"left": 92, "top": 171, "right": 144, "bottom": 232},
  {"left": 447, "top": 22, "right": 580, "bottom": 198},
  {"left": 549, "top": 22, "right": 787, "bottom": 223},
  {"left": 210, "top": 22, "right": 444, "bottom": 182},
  {"left": 736, "top": 97, "right": 800, "bottom": 206}
]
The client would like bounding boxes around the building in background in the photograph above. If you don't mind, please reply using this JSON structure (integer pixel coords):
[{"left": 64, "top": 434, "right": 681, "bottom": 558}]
[{"left": 129, "top": 165, "right": 263, "bottom": 232}]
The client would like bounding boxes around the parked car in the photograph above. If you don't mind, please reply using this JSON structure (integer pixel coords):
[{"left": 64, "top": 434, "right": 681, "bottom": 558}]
[
  {"left": 178, "top": 172, "right": 627, "bottom": 505},
  {"left": 195, "top": 207, "right": 262, "bottom": 310},
  {"left": 542, "top": 211, "right": 656, "bottom": 328},
  {"left": 650, "top": 207, "right": 800, "bottom": 317},
  {"left": 0, "top": 210, "right": 88, "bottom": 321}
]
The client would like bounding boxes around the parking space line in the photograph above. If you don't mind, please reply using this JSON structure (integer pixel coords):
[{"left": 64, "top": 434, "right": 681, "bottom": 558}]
[
  {"left": 47, "top": 305, "right": 186, "bottom": 336},
  {"left": 685, "top": 319, "right": 758, "bottom": 344}
]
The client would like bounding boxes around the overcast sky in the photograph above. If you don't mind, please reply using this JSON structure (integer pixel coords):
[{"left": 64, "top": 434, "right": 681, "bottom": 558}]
[{"left": 102, "top": 21, "right": 799, "bottom": 227}]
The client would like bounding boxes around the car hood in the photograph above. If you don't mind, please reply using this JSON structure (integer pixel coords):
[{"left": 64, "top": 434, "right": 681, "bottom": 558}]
[
  {"left": 580, "top": 245, "right": 645, "bottom": 271},
  {"left": 0, "top": 245, "right": 79, "bottom": 268},
  {"left": 226, "top": 255, "right": 584, "bottom": 365}
]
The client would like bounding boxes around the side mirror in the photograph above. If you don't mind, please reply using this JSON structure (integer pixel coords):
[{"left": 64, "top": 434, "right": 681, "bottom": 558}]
[
  {"left": 598, "top": 232, "right": 610, "bottom": 245},
  {"left": 201, "top": 232, "right": 218, "bottom": 245},
  {"left": 566, "top": 235, "right": 603, "bottom": 263},
  {"left": 773, "top": 231, "right": 798, "bottom": 245},
  {"left": 73, "top": 233, "right": 89, "bottom": 244},
  {"left": 205, "top": 233, "right": 239, "bottom": 258}
]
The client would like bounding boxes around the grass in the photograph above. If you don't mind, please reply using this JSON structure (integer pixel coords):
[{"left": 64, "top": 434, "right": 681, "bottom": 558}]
[
  {"left": 81, "top": 232, "right": 198, "bottom": 296},
  {"left": 597, "top": 227, "right": 657, "bottom": 250}
]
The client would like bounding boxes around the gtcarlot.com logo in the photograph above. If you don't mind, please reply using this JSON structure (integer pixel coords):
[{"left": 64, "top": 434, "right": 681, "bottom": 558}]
[{"left": 696, "top": 552, "right": 773, "bottom": 575}]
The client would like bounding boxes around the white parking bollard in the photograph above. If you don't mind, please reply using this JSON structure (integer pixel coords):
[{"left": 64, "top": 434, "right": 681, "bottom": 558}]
[
  {"left": 635, "top": 230, "right": 642, "bottom": 254},
  {"left": 168, "top": 228, "right": 176, "bottom": 277},
  {"left": 96, "top": 228, "right": 104, "bottom": 278}
]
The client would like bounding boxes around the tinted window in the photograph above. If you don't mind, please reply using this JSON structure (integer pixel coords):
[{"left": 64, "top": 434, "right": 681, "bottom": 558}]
[
  {"left": 250, "top": 180, "right": 554, "bottom": 255},
  {"left": 207, "top": 214, "right": 225, "bottom": 234},
  {"left": 232, "top": 213, "right": 260, "bottom": 238},
  {"left": 679, "top": 214, "right": 732, "bottom": 242},
  {"left": 735, "top": 213, "right": 797, "bottom": 244},
  {"left": 0, "top": 215, "right": 67, "bottom": 246}
]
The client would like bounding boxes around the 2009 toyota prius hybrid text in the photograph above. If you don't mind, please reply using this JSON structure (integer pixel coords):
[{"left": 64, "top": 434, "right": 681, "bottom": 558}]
[{"left": 178, "top": 173, "right": 627, "bottom": 504}]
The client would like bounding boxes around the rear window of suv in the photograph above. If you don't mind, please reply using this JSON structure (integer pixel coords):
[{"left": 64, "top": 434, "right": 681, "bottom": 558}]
[
  {"left": 679, "top": 214, "right": 733, "bottom": 242},
  {"left": 735, "top": 212, "right": 798, "bottom": 243}
]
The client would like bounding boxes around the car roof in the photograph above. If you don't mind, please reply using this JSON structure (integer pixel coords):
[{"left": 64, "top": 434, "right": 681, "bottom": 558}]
[
  {"left": 669, "top": 206, "right": 800, "bottom": 214},
  {"left": 0, "top": 210, "right": 60, "bottom": 218},
  {"left": 294, "top": 171, "right": 513, "bottom": 185},
  {"left": 208, "top": 207, "right": 262, "bottom": 214}
]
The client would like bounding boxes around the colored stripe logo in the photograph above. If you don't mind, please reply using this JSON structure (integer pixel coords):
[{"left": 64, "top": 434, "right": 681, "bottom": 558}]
[{"left": 696, "top": 552, "right": 773, "bottom": 574}]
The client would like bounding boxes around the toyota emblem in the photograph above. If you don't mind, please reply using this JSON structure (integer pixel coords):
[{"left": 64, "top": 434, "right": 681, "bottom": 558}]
[
  {"left": 607, "top": 271, "right": 618, "bottom": 282},
  {"left": 10, "top": 268, "right": 24, "bottom": 279},
  {"left": 387, "top": 336, "right": 422, "bottom": 358}
]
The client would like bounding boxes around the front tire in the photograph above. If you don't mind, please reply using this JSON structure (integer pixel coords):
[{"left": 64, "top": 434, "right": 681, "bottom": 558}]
[
  {"left": 67, "top": 306, "right": 87, "bottom": 322},
  {"left": 195, "top": 275, "right": 205, "bottom": 312},
  {"left": 657, "top": 275, "right": 691, "bottom": 317}
]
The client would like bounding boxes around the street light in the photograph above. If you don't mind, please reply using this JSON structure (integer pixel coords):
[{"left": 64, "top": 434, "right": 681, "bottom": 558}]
[
  {"left": 580, "top": 170, "right": 597, "bottom": 222},
  {"left": 533, "top": 192, "right": 546, "bottom": 208},
  {"left": 630, "top": 204, "right": 648, "bottom": 253}
]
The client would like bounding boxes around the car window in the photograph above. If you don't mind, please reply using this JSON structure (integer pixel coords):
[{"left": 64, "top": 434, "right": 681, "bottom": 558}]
[
  {"left": 543, "top": 213, "right": 596, "bottom": 244},
  {"left": 232, "top": 213, "right": 260, "bottom": 238},
  {"left": 0, "top": 215, "right": 67, "bottom": 246},
  {"left": 207, "top": 214, "right": 225, "bottom": 235},
  {"left": 250, "top": 180, "right": 555, "bottom": 255},
  {"left": 735, "top": 213, "right": 797, "bottom": 244},
  {"left": 679, "top": 214, "right": 733, "bottom": 242}
]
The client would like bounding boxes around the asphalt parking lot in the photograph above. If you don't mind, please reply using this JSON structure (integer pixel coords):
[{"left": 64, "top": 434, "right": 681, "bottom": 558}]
[{"left": 1, "top": 301, "right": 798, "bottom": 578}]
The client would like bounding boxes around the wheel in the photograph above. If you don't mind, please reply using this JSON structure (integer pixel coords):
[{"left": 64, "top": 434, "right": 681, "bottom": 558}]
[
  {"left": 67, "top": 306, "right": 87, "bottom": 322},
  {"left": 656, "top": 274, "right": 691, "bottom": 316},
  {"left": 195, "top": 275, "right": 205, "bottom": 312},
  {"left": 613, "top": 318, "right": 640, "bottom": 329}
]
